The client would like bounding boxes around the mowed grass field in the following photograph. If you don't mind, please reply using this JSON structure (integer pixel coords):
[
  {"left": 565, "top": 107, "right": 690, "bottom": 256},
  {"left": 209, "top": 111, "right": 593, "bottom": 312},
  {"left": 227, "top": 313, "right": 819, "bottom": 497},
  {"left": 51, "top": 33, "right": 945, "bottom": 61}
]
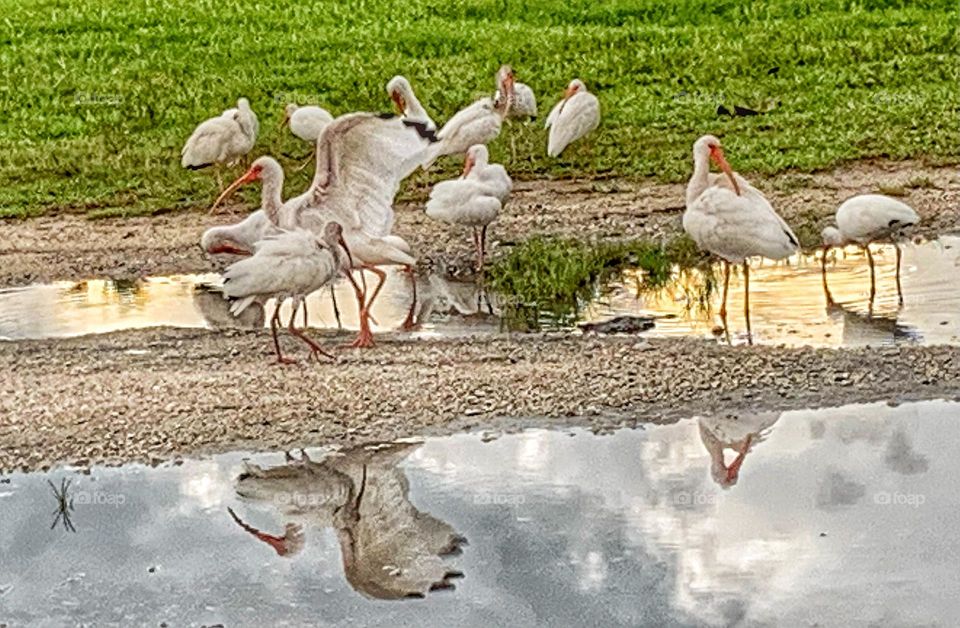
[{"left": 0, "top": 0, "right": 957, "bottom": 219}]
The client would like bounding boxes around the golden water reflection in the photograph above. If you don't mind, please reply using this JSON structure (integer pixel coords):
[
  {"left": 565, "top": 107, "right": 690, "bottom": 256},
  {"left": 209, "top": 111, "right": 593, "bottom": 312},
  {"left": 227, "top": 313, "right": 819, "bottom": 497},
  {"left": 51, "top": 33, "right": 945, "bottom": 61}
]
[
  {"left": 582, "top": 237, "right": 960, "bottom": 347},
  {"left": 0, "top": 237, "right": 957, "bottom": 348}
]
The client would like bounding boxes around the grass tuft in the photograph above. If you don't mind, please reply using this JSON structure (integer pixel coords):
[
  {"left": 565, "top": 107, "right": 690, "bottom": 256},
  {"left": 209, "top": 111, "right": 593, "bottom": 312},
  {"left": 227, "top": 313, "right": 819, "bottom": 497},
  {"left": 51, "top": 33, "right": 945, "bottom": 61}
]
[{"left": 488, "top": 235, "right": 701, "bottom": 328}]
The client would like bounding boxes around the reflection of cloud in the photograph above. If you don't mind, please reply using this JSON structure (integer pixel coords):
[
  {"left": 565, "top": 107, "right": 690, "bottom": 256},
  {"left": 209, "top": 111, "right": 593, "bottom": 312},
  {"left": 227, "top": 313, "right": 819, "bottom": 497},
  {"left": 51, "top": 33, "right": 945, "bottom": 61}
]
[
  {"left": 179, "top": 461, "right": 234, "bottom": 513},
  {"left": 516, "top": 432, "right": 550, "bottom": 473},
  {"left": 884, "top": 429, "right": 930, "bottom": 475},
  {"left": 816, "top": 471, "right": 866, "bottom": 509}
]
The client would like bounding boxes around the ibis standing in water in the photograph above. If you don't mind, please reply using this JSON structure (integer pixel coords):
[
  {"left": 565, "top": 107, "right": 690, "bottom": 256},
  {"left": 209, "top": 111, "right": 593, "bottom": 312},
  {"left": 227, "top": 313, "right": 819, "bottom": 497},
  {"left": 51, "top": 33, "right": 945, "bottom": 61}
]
[
  {"left": 683, "top": 135, "right": 800, "bottom": 341},
  {"left": 545, "top": 79, "right": 600, "bottom": 157},
  {"left": 221, "top": 222, "right": 358, "bottom": 364},
  {"left": 181, "top": 97, "right": 258, "bottom": 190},
  {"left": 821, "top": 193, "right": 919, "bottom": 305},
  {"left": 425, "top": 144, "right": 511, "bottom": 270}
]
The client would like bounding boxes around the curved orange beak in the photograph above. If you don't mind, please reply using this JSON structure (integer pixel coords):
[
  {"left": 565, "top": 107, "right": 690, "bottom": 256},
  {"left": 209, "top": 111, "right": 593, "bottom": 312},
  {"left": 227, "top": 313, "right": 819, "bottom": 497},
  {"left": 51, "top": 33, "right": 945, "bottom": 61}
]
[
  {"left": 211, "top": 166, "right": 260, "bottom": 214},
  {"left": 462, "top": 153, "right": 476, "bottom": 177},
  {"left": 390, "top": 91, "right": 406, "bottom": 115},
  {"left": 708, "top": 145, "right": 741, "bottom": 196},
  {"left": 558, "top": 84, "right": 577, "bottom": 116},
  {"left": 338, "top": 234, "right": 354, "bottom": 270}
]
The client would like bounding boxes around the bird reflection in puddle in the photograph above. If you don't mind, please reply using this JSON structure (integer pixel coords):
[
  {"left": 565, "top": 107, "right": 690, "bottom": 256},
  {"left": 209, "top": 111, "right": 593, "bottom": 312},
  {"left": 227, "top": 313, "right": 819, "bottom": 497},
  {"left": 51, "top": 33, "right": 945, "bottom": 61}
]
[
  {"left": 698, "top": 412, "right": 782, "bottom": 488},
  {"left": 821, "top": 252, "right": 920, "bottom": 344},
  {"left": 229, "top": 442, "right": 466, "bottom": 600}
]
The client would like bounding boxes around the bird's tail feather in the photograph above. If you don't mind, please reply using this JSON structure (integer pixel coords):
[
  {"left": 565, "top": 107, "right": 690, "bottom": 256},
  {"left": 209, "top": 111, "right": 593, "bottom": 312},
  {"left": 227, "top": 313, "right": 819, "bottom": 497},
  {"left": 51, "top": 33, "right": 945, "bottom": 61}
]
[{"left": 229, "top": 295, "right": 257, "bottom": 316}]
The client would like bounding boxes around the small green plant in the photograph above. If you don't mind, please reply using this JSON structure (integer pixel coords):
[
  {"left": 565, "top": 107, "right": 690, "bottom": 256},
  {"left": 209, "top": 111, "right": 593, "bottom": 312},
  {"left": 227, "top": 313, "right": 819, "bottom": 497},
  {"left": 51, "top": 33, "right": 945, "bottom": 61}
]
[{"left": 488, "top": 235, "right": 701, "bottom": 328}]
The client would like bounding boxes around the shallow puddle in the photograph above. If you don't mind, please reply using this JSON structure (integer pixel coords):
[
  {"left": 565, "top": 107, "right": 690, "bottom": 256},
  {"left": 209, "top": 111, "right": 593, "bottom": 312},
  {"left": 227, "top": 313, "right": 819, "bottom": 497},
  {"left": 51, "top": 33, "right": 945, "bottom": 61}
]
[
  {"left": 1, "top": 237, "right": 957, "bottom": 348},
  {"left": 2, "top": 400, "right": 958, "bottom": 626}
]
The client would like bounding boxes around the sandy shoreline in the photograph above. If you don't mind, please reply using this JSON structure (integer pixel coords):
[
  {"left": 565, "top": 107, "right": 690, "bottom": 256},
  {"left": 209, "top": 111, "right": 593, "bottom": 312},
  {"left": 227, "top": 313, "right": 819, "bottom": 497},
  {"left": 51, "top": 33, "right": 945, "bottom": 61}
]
[
  {"left": 1, "top": 160, "right": 958, "bottom": 287},
  {"left": 2, "top": 328, "right": 959, "bottom": 473},
  {"left": 2, "top": 160, "right": 960, "bottom": 473}
]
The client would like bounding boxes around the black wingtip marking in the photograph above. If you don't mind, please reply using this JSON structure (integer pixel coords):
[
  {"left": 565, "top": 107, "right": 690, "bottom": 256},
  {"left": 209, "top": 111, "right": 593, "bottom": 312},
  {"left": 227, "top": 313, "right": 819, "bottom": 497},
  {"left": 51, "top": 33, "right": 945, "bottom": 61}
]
[
  {"left": 785, "top": 229, "right": 799, "bottom": 247},
  {"left": 377, "top": 112, "right": 397, "bottom": 120},
  {"left": 401, "top": 119, "right": 439, "bottom": 142},
  {"left": 186, "top": 163, "right": 210, "bottom": 171}
]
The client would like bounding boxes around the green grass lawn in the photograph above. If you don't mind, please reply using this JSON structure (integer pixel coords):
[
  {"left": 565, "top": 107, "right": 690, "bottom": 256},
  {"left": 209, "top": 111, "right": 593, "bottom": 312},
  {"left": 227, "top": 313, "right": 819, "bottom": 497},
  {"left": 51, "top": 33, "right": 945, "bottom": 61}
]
[{"left": 1, "top": 0, "right": 957, "bottom": 219}]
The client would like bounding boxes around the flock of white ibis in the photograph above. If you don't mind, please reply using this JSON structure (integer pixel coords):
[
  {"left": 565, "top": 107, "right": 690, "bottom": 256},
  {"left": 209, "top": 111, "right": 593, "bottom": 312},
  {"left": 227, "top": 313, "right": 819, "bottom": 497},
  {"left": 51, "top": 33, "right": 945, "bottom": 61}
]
[{"left": 187, "top": 66, "right": 919, "bottom": 361}]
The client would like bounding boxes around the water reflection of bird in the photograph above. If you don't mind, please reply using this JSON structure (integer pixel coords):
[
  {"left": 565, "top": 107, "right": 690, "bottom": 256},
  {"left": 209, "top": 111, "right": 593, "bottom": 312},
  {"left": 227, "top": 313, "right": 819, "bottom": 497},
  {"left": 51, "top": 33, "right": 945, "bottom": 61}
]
[
  {"left": 698, "top": 411, "right": 781, "bottom": 488},
  {"left": 824, "top": 298, "right": 920, "bottom": 346},
  {"left": 821, "top": 194, "right": 919, "bottom": 305},
  {"left": 420, "top": 271, "right": 500, "bottom": 321},
  {"left": 232, "top": 442, "right": 466, "bottom": 599},
  {"left": 821, "top": 264, "right": 921, "bottom": 346},
  {"left": 192, "top": 283, "right": 264, "bottom": 330}
]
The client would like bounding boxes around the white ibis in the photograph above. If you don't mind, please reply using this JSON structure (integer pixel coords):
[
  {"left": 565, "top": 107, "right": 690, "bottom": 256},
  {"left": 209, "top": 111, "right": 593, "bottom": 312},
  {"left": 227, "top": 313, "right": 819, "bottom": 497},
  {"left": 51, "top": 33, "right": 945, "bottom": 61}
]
[
  {"left": 201, "top": 209, "right": 276, "bottom": 257},
  {"left": 221, "top": 222, "right": 358, "bottom": 364},
  {"left": 280, "top": 103, "right": 334, "bottom": 170},
  {"left": 498, "top": 82, "right": 537, "bottom": 119},
  {"left": 545, "top": 79, "right": 600, "bottom": 157},
  {"left": 204, "top": 155, "right": 345, "bottom": 329},
  {"left": 683, "top": 134, "right": 799, "bottom": 341},
  {"left": 275, "top": 113, "right": 436, "bottom": 346},
  {"left": 821, "top": 194, "right": 919, "bottom": 305},
  {"left": 181, "top": 97, "right": 258, "bottom": 189},
  {"left": 386, "top": 76, "right": 437, "bottom": 132},
  {"left": 280, "top": 103, "right": 334, "bottom": 143},
  {"left": 201, "top": 156, "right": 285, "bottom": 255},
  {"left": 421, "top": 65, "right": 515, "bottom": 169},
  {"left": 425, "top": 145, "right": 511, "bottom": 270}
]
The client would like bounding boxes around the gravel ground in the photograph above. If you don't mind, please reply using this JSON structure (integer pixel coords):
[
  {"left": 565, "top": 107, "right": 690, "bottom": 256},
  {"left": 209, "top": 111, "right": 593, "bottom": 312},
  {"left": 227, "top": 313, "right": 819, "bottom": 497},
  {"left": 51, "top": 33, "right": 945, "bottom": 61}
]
[
  {"left": 1, "top": 160, "right": 958, "bottom": 286},
  {"left": 2, "top": 160, "right": 960, "bottom": 473},
  {"left": 2, "top": 327, "right": 959, "bottom": 473}
]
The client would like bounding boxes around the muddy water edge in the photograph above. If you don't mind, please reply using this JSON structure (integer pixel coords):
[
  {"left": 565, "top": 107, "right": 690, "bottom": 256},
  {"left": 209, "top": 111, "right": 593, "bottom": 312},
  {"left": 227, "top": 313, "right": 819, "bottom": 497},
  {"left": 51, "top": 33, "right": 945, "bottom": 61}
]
[{"left": 2, "top": 165, "right": 960, "bottom": 471}]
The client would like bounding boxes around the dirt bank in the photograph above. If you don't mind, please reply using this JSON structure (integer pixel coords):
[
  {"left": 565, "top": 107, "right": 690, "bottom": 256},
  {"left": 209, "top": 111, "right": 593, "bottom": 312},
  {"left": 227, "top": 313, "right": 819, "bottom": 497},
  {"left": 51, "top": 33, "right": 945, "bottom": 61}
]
[
  {"left": 1, "top": 160, "right": 958, "bottom": 287},
  {"left": 2, "top": 328, "right": 958, "bottom": 473}
]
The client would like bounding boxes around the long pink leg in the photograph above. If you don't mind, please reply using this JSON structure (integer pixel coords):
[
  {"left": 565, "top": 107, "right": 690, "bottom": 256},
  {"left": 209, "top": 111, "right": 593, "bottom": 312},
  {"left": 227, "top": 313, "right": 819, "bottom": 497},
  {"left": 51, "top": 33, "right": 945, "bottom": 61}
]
[
  {"left": 287, "top": 300, "right": 334, "bottom": 362},
  {"left": 743, "top": 261, "right": 752, "bottom": 345},
  {"left": 350, "top": 266, "right": 386, "bottom": 348},
  {"left": 400, "top": 265, "right": 418, "bottom": 331},
  {"left": 271, "top": 302, "right": 296, "bottom": 365}
]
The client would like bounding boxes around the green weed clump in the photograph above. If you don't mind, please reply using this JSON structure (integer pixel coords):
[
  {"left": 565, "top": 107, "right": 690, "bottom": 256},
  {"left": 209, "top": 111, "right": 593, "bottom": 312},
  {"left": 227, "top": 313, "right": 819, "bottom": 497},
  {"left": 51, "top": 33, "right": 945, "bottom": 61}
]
[{"left": 488, "top": 236, "right": 694, "bottom": 328}]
